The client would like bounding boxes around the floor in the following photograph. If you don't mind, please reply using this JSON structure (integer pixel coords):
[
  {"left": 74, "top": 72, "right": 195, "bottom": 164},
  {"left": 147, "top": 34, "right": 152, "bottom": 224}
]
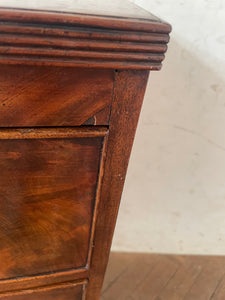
[{"left": 101, "top": 252, "right": 225, "bottom": 300}]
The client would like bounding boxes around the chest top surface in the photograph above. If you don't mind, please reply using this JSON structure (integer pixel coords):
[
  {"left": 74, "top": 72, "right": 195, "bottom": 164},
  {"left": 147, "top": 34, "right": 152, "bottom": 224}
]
[{"left": 0, "top": 0, "right": 159, "bottom": 20}]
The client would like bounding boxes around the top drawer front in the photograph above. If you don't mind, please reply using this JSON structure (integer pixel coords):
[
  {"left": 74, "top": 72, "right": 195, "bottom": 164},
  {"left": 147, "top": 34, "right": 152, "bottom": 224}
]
[{"left": 0, "top": 65, "right": 113, "bottom": 127}]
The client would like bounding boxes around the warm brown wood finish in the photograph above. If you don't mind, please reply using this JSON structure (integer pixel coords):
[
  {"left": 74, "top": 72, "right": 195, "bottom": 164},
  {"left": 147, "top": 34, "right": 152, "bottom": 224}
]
[
  {"left": 0, "top": 269, "right": 88, "bottom": 294},
  {"left": 0, "top": 0, "right": 171, "bottom": 70},
  {"left": 86, "top": 70, "right": 150, "bottom": 299},
  {"left": 0, "top": 2, "right": 170, "bottom": 299},
  {"left": 0, "top": 280, "right": 86, "bottom": 300},
  {"left": 0, "top": 127, "right": 107, "bottom": 280},
  {"left": 0, "top": 65, "right": 113, "bottom": 127},
  {"left": 0, "top": 127, "right": 108, "bottom": 139}
]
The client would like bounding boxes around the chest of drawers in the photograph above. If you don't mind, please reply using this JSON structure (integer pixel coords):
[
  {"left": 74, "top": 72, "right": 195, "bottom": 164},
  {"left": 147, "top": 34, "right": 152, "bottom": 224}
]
[{"left": 0, "top": 1, "right": 171, "bottom": 299}]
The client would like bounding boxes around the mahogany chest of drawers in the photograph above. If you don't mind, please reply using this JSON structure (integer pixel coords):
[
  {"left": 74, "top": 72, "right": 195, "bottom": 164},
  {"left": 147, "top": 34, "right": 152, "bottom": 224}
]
[{"left": 0, "top": 1, "right": 171, "bottom": 299}]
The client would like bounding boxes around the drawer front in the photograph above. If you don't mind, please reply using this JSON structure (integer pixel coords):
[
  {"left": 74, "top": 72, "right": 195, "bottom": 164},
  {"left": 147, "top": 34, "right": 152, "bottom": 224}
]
[
  {"left": 0, "top": 127, "right": 107, "bottom": 281},
  {"left": 0, "top": 65, "right": 113, "bottom": 127},
  {"left": 0, "top": 281, "right": 85, "bottom": 300}
]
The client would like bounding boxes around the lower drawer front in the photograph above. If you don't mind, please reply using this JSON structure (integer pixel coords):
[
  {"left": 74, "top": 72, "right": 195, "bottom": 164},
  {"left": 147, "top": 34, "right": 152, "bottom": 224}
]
[
  {"left": 0, "top": 127, "right": 107, "bottom": 289},
  {"left": 0, "top": 281, "right": 85, "bottom": 300}
]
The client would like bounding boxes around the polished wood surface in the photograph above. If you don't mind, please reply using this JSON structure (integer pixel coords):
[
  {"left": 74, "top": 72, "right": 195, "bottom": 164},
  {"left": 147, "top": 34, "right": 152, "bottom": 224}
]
[
  {"left": 0, "top": 0, "right": 159, "bottom": 20},
  {"left": 0, "top": 127, "right": 108, "bottom": 139},
  {"left": 0, "top": 2, "right": 171, "bottom": 299},
  {"left": 0, "top": 65, "right": 113, "bottom": 127},
  {"left": 86, "top": 70, "right": 149, "bottom": 299},
  {"left": 0, "top": 269, "right": 88, "bottom": 294},
  {"left": 102, "top": 252, "right": 225, "bottom": 300},
  {"left": 0, "top": 281, "right": 86, "bottom": 300},
  {"left": 0, "top": 128, "right": 106, "bottom": 280},
  {"left": 0, "top": 4, "right": 171, "bottom": 70}
]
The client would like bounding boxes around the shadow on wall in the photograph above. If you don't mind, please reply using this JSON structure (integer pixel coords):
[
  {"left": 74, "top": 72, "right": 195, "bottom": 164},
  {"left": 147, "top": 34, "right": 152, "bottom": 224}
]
[
  {"left": 112, "top": 36, "right": 225, "bottom": 255},
  {"left": 147, "top": 36, "right": 225, "bottom": 144},
  {"left": 145, "top": 36, "right": 225, "bottom": 180}
]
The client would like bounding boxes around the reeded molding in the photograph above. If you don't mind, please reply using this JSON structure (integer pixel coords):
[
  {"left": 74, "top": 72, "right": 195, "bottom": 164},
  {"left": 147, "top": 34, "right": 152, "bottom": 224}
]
[{"left": 0, "top": 8, "right": 171, "bottom": 70}]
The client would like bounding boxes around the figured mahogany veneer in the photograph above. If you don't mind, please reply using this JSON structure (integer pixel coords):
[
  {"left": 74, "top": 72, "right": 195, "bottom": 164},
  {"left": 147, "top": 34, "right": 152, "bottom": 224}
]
[
  {"left": 0, "top": 65, "right": 113, "bottom": 127},
  {"left": 0, "top": 1, "right": 171, "bottom": 299},
  {"left": 0, "top": 127, "right": 107, "bottom": 280}
]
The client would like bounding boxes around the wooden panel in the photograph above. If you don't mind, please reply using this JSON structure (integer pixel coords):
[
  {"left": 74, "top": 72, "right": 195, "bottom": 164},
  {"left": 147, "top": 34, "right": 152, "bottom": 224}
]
[
  {"left": 0, "top": 127, "right": 107, "bottom": 280},
  {"left": 86, "top": 70, "right": 150, "bottom": 300},
  {"left": 0, "top": 65, "right": 113, "bottom": 127},
  {"left": 0, "top": 281, "right": 85, "bottom": 300}
]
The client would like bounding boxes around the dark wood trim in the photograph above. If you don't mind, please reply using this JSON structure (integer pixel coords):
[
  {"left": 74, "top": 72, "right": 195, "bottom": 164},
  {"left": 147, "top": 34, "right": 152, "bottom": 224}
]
[
  {"left": 0, "top": 9, "right": 171, "bottom": 32},
  {"left": 0, "top": 8, "right": 171, "bottom": 70},
  {"left": 0, "top": 57, "right": 162, "bottom": 70},
  {"left": 0, "top": 127, "right": 108, "bottom": 139},
  {"left": 85, "top": 70, "right": 150, "bottom": 299},
  {"left": 0, "top": 46, "right": 165, "bottom": 62},
  {"left": 0, "top": 23, "right": 170, "bottom": 43},
  {"left": 0, "top": 269, "right": 88, "bottom": 294},
  {"left": 86, "top": 133, "right": 109, "bottom": 268},
  {"left": 0, "top": 279, "right": 87, "bottom": 298}
]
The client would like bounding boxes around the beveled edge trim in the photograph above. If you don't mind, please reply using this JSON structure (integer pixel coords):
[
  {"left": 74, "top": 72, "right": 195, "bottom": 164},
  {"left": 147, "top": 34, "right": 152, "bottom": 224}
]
[
  {"left": 0, "top": 269, "right": 88, "bottom": 294},
  {"left": 0, "top": 279, "right": 87, "bottom": 298},
  {"left": 0, "top": 126, "right": 108, "bottom": 295},
  {"left": 0, "top": 57, "right": 163, "bottom": 70},
  {"left": 0, "top": 8, "right": 171, "bottom": 70},
  {"left": 0, "top": 56, "right": 163, "bottom": 70},
  {"left": 86, "top": 130, "right": 109, "bottom": 267},
  {"left": 0, "top": 126, "right": 108, "bottom": 139},
  {"left": 0, "top": 23, "right": 170, "bottom": 43},
  {"left": 0, "top": 8, "right": 172, "bottom": 33}
]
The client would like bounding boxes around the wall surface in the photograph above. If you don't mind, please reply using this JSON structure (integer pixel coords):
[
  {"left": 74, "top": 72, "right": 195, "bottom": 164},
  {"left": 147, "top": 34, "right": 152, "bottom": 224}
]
[{"left": 112, "top": 0, "right": 225, "bottom": 254}]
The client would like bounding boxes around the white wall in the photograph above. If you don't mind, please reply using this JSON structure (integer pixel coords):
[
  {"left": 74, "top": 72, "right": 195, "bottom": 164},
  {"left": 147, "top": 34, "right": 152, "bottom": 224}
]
[{"left": 112, "top": 0, "right": 225, "bottom": 254}]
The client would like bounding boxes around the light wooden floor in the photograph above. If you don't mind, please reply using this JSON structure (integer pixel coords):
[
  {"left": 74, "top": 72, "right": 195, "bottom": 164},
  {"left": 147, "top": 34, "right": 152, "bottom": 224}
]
[{"left": 101, "top": 252, "right": 225, "bottom": 300}]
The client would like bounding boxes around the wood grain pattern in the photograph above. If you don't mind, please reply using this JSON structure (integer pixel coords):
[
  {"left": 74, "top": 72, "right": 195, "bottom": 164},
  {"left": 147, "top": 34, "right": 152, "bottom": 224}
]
[
  {"left": 0, "top": 6, "right": 171, "bottom": 69},
  {"left": 0, "top": 2, "right": 171, "bottom": 298},
  {"left": 183, "top": 258, "right": 225, "bottom": 300},
  {"left": 0, "top": 8, "right": 171, "bottom": 33},
  {"left": 0, "top": 65, "right": 113, "bottom": 127},
  {"left": 0, "top": 127, "right": 108, "bottom": 139},
  {"left": 0, "top": 269, "right": 88, "bottom": 294},
  {"left": 0, "top": 128, "right": 106, "bottom": 280},
  {"left": 83, "top": 106, "right": 112, "bottom": 126},
  {"left": 85, "top": 70, "right": 150, "bottom": 300},
  {"left": 102, "top": 253, "right": 225, "bottom": 300},
  {"left": 0, "top": 280, "right": 86, "bottom": 300},
  {"left": 102, "top": 253, "right": 161, "bottom": 300}
]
